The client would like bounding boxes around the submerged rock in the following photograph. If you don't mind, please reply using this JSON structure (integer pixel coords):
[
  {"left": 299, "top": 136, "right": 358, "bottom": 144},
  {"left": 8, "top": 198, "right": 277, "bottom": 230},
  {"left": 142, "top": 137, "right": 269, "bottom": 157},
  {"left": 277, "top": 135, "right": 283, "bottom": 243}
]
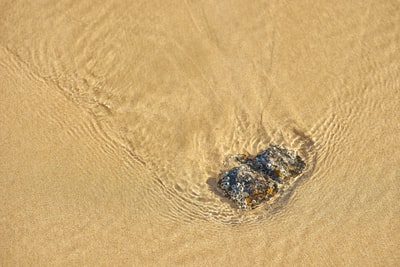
[{"left": 217, "top": 145, "right": 306, "bottom": 210}]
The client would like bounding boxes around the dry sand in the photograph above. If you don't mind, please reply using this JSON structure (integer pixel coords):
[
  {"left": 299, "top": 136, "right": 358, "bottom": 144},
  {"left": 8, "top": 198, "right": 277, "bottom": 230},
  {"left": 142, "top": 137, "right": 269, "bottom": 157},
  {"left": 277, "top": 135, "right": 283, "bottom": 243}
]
[{"left": 1, "top": 0, "right": 399, "bottom": 266}]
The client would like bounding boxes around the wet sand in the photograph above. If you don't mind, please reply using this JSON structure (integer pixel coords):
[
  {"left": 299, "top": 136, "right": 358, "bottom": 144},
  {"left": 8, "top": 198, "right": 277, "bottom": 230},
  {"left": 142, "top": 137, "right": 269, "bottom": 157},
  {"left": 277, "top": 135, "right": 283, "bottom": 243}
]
[{"left": 1, "top": 1, "right": 399, "bottom": 266}]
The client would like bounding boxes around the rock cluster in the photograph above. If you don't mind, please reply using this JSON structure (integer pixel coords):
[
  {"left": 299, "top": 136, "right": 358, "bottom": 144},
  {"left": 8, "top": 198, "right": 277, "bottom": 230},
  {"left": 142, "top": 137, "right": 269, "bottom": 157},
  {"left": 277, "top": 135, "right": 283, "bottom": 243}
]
[{"left": 217, "top": 145, "right": 306, "bottom": 209}]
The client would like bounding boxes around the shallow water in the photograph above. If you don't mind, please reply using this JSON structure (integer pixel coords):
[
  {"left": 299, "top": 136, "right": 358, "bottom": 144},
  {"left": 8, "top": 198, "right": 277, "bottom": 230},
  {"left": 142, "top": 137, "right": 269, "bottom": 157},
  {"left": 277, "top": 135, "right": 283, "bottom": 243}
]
[{"left": 1, "top": 1, "right": 399, "bottom": 265}]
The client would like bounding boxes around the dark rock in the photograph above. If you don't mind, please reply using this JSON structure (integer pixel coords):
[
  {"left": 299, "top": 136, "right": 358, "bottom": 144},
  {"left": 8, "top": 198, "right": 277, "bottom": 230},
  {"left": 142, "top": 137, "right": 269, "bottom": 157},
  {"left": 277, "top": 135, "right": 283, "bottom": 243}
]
[{"left": 217, "top": 145, "right": 306, "bottom": 209}]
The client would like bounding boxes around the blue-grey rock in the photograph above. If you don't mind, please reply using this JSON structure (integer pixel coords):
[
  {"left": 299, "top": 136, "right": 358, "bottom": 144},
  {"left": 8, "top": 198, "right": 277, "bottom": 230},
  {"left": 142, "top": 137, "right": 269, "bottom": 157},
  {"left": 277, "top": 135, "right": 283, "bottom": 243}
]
[{"left": 217, "top": 145, "right": 305, "bottom": 209}]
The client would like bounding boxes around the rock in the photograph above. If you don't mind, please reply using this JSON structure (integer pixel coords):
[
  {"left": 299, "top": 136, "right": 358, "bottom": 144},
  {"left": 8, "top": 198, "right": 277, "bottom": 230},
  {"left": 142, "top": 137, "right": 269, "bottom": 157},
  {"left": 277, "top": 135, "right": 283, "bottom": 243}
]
[{"left": 217, "top": 145, "right": 306, "bottom": 209}]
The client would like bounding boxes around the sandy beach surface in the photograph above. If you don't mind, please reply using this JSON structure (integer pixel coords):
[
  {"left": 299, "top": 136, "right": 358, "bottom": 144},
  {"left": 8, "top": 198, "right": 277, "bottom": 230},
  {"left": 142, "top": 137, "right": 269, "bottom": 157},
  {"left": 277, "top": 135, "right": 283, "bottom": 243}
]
[{"left": 1, "top": 1, "right": 399, "bottom": 266}]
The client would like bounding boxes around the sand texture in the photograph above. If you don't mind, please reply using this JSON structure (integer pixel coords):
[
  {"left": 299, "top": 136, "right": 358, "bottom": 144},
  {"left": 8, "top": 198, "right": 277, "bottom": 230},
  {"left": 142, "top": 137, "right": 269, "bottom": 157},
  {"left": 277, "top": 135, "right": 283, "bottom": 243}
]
[{"left": 1, "top": 0, "right": 399, "bottom": 266}]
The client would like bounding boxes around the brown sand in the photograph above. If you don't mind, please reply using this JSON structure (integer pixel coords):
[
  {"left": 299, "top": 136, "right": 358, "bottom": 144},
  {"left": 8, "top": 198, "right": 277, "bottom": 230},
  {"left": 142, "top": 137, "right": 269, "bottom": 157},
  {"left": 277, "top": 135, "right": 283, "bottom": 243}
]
[{"left": 1, "top": 1, "right": 399, "bottom": 266}]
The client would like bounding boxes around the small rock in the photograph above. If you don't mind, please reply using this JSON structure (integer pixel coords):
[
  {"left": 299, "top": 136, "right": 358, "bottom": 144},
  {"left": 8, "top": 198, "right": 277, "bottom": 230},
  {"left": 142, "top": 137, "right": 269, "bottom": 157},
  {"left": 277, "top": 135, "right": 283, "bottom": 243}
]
[{"left": 217, "top": 145, "right": 306, "bottom": 209}]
